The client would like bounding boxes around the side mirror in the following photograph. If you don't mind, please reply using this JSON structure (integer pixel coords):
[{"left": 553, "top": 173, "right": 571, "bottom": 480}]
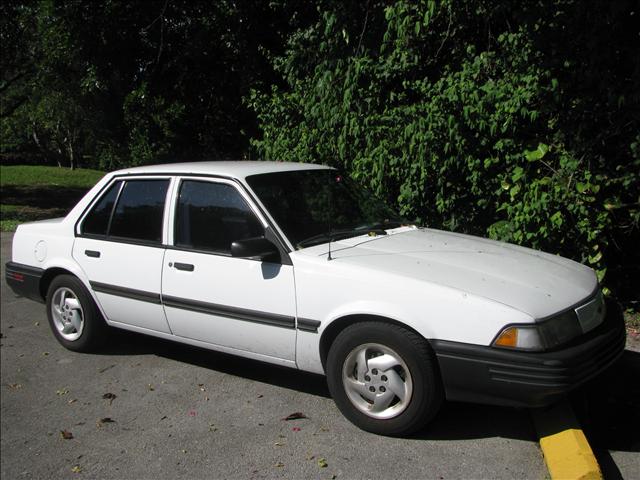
[{"left": 231, "top": 237, "right": 280, "bottom": 263}]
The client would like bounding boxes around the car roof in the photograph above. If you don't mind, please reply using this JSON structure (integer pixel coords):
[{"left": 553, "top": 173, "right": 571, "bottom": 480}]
[{"left": 111, "top": 161, "right": 332, "bottom": 179}]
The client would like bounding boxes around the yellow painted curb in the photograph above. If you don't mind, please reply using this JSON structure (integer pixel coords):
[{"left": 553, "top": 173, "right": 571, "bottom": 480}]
[
  {"left": 539, "top": 428, "right": 601, "bottom": 479},
  {"left": 532, "top": 399, "right": 602, "bottom": 480}
]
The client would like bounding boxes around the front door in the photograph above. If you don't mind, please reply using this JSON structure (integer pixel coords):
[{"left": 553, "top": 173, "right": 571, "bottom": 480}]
[{"left": 161, "top": 178, "right": 296, "bottom": 361}]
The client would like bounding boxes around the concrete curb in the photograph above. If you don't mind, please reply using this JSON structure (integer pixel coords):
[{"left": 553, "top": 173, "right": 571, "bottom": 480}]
[{"left": 531, "top": 399, "right": 602, "bottom": 479}]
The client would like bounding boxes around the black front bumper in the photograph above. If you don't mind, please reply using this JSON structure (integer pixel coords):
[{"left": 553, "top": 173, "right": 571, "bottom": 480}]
[
  {"left": 432, "top": 300, "right": 626, "bottom": 408},
  {"left": 5, "top": 261, "right": 45, "bottom": 303}
]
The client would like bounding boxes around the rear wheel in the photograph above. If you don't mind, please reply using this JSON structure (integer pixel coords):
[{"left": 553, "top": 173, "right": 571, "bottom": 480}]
[
  {"left": 46, "top": 275, "right": 108, "bottom": 352},
  {"left": 326, "top": 322, "right": 443, "bottom": 436}
]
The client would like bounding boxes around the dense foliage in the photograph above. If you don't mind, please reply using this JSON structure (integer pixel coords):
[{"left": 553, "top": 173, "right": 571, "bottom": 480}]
[
  {"left": 1, "top": 0, "right": 311, "bottom": 168},
  {"left": 1, "top": 0, "right": 638, "bottom": 297},
  {"left": 250, "top": 0, "right": 639, "bottom": 297}
]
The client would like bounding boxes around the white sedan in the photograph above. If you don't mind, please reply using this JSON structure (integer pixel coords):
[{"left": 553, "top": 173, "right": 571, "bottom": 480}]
[{"left": 5, "top": 161, "right": 625, "bottom": 435}]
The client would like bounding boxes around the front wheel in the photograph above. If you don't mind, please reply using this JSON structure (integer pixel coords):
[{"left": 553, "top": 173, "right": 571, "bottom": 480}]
[
  {"left": 46, "top": 274, "right": 108, "bottom": 352},
  {"left": 326, "top": 322, "right": 443, "bottom": 436}
]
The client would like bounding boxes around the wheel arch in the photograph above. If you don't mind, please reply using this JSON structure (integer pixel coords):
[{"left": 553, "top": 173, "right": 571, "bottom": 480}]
[
  {"left": 40, "top": 267, "right": 75, "bottom": 301},
  {"left": 319, "top": 314, "right": 430, "bottom": 371},
  {"left": 39, "top": 258, "right": 92, "bottom": 303}
]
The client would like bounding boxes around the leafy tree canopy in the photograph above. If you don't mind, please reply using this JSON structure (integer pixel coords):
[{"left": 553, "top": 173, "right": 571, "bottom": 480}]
[
  {"left": 249, "top": 0, "right": 639, "bottom": 296},
  {"left": 1, "top": 0, "right": 638, "bottom": 296}
]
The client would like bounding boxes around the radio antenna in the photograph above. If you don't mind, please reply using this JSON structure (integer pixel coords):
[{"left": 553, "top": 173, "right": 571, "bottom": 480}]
[{"left": 327, "top": 174, "right": 334, "bottom": 261}]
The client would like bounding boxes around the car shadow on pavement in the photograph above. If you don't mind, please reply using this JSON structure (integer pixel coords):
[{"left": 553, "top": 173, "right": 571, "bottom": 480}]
[
  {"left": 415, "top": 402, "right": 537, "bottom": 442},
  {"left": 101, "top": 329, "right": 332, "bottom": 398},
  {"left": 570, "top": 350, "right": 640, "bottom": 479},
  {"left": 98, "top": 329, "right": 540, "bottom": 442}
]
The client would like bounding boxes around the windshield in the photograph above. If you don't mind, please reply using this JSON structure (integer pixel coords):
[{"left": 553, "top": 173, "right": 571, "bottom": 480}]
[{"left": 246, "top": 169, "right": 408, "bottom": 249}]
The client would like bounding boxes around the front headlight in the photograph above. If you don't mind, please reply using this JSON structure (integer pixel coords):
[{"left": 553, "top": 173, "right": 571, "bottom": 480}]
[{"left": 492, "top": 309, "right": 583, "bottom": 351}]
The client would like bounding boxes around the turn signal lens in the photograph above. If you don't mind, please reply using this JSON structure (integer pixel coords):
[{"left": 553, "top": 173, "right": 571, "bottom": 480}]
[
  {"left": 492, "top": 325, "right": 544, "bottom": 351},
  {"left": 494, "top": 327, "right": 518, "bottom": 347}
]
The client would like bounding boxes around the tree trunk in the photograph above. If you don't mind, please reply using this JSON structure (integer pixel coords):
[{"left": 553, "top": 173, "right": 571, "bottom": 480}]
[
  {"left": 32, "top": 124, "right": 62, "bottom": 167},
  {"left": 68, "top": 142, "right": 75, "bottom": 170}
]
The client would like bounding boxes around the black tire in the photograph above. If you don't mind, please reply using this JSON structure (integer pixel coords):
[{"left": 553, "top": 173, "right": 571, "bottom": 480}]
[
  {"left": 326, "top": 321, "right": 443, "bottom": 436},
  {"left": 46, "top": 274, "right": 109, "bottom": 352}
]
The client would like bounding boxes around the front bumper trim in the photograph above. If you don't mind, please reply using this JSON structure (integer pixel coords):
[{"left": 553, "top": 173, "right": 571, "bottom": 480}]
[{"left": 431, "top": 300, "right": 626, "bottom": 408}]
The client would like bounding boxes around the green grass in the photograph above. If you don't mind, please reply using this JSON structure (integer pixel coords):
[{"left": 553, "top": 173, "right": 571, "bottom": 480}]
[
  {"left": 0, "top": 165, "right": 105, "bottom": 188},
  {"left": 0, "top": 219, "right": 20, "bottom": 231},
  {"left": 1, "top": 165, "right": 105, "bottom": 231}
]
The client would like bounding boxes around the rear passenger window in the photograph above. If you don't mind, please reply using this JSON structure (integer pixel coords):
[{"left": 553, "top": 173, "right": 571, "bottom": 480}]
[
  {"left": 82, "top": 181, "right": 121, "bottom": 236},
  {"left": 175, "top": 180, "right": 263, "bottom": 253},
  {"left": 109, "top": 180, "right": 169, "bottom": 243}
]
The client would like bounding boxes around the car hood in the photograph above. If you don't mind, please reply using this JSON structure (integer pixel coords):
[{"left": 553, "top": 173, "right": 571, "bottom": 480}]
[{"left": 313, "top": 228, "right": 597, "bottom": 320}]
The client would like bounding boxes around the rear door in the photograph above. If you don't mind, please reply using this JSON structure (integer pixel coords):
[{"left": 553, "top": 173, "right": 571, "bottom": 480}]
[
  {"left": 161, "top": 177, "right": 297, "bottom": 360},
  {"left": 73, "top": 177, "right": 173, "bottom": 333}
]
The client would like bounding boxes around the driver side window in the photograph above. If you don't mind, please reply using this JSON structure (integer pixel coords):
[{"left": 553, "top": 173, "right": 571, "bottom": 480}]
[{"left": 174, "top": 180, "right": 263, "bottom": 254}]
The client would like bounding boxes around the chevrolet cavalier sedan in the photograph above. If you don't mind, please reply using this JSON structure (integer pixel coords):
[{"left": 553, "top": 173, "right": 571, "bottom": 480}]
[{"left": 5, "top": 161, "right": 625, "bottom": 435}]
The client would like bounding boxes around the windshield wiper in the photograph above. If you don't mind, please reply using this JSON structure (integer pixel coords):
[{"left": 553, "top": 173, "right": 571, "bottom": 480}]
[
  {"left": 297, "top": 222, "right": 408, "bottom": 249},
  {"left": 359, "top": 220, "right": 407, "bottom": 231},
  {"left": 297, "top": 229, "right": 363, "bottom": 249}
]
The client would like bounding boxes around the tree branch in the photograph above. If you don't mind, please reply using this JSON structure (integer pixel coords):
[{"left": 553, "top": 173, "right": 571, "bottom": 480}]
[{"left": 356, "top": 0, "right": 371, "bottom": 57}]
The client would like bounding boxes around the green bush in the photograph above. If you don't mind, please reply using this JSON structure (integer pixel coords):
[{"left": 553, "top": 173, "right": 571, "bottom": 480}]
[{"left": 250, "top": 0, "right": 639, "bottom": 296}]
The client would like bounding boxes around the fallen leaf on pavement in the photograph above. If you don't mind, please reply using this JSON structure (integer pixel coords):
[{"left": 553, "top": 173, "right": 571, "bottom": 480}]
[
  {"left": 71, "top": 465, "right": 82, "bottom": 474},
  {"left": 318, "top": 458, "right": 328, "bottom": 468},
  {"left": 61, "top": 430, "right": 74, "bottom": 440},
  {"left": 97, "top": 417, "right": 115, "bottom": 427},
  {"left": 102, "top": 392, "right": 117, "bottom": 404},
  {"left": 274, "top": 462, "right": 285, "bottom": 468},
  {"left": 56, "top": 388, "right": 69, "bottom": 396},
  {"left": 68, "top": 399, "right": 77, "bottom": 404},
  {"left": 282, "top": 412, "right": 308, "bottom": 421},
  {"left": 147, "top": 384, "right": 155, "bottom": 391},
  {"left": 8, "top": 383, "right": 22, "bottom": 390}
]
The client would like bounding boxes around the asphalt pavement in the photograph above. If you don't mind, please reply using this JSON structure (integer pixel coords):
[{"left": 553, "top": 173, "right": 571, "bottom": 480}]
[{"left": 0, "top": 231, "right": 635, "bottom": 479}]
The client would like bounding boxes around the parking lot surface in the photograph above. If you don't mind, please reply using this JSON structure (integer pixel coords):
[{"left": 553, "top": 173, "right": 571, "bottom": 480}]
[{"left": 1, "top": 231, "right": 635, "bottom": 479}]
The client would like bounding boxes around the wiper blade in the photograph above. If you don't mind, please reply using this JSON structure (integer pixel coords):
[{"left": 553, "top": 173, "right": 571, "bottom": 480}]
[
  {"left": 362, "top": 220, "right": 407, "bottom": 231},
  {"left": 297, "top": 228, "right": 378, "bottom": 248},
  {"left": 297, "top": 220, "right": 412, "bottom": 249}
]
